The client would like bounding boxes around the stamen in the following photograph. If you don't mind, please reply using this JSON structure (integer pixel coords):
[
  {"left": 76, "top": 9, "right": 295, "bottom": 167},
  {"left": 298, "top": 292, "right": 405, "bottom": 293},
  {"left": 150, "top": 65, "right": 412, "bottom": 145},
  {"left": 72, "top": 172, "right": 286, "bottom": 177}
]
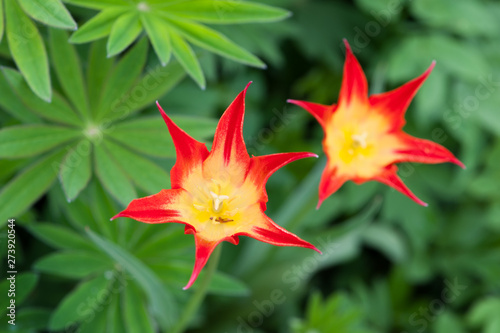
[
  {"left": 210, "top": 191, "right": 229, "bottom": 213},
  {"left": 351, "top": 132, "right": 368, "bottom": 149}
]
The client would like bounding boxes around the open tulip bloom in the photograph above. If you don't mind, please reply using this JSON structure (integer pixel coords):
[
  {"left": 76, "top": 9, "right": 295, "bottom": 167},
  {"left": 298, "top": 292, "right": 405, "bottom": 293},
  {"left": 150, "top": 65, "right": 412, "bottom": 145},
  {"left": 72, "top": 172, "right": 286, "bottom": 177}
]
[
  {"left": 288, "top": 40, "right": 464, "bottom": 208},
  {"left": 112, "top": 83, "right": 320, "bottom": 289}
]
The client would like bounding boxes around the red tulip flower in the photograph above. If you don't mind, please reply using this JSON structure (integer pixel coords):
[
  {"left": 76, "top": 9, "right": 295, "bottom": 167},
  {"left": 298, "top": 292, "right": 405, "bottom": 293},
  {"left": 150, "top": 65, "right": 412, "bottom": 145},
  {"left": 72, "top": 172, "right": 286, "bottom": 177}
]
[
  {"left": 112, "top": 83, "right": 319, "bottom": 289},
  {"left": 288, "top": 40, "right": 464, "bottom": 208}
]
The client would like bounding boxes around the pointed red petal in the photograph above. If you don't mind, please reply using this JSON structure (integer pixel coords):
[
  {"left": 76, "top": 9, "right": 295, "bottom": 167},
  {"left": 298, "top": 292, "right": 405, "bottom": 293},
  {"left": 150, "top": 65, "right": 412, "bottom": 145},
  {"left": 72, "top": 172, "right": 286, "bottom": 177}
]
[
  {"left": 317, "top": 166, "right": 347, "bottom": 209},
  {"left": 111, "top": 189, "right": 185, "bottom": 223},
  {"left": 374, "top": 166, "right": 428, "bottom": 206},
  {"left": 287, "top": 99, "right": 332, "bottom": 128},
  {"left": 248, "top": 152, "right": 318, "bottom": 203},
  {"left": 208, "top": 82, "right": 251, "bottom": 166},
  {"left": 184, "top": 236, "right": 219, "bottom": 290},
  {"left": 338, "top": 39, "right": 368, "bottom": 106},
  {"left": 243, "top": 214, "right": 321, "bottom": 253},
  {"left": 369, "top": 61, "right": 435, "bottom": 131},
  {"left": 157, "top": 102, "right": 209, "bottom": 188},
  {"left": 396, "top": 134, "right": 465, "bottom": 168}
]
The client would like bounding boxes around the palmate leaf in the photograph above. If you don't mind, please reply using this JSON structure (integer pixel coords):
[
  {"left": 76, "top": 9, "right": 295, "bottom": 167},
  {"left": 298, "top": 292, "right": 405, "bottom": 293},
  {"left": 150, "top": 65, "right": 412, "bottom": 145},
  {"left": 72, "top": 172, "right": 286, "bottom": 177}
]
[
  {"left": 49, "top": 28, "right": 90, "bottom": 118},
  {"left": 94, "top": 143, "right": 137, "bottom": 207},
  {"left": 2, "top": 67, "right": 81, "bottom": 126},
  {"left": 87, "top": 39, "right": 114, "bottom": 111},
  {"left": 63, "top": 0, "right": 128, "bottom": 10},
  {"left": 67, "top": 0, "right": 290, "bottom": 87},
  {"left": 107, "top": 115, "right": 217, "bottom": 157},
  {"left": 28, "top": 222, "right": 97, "bottom": 252},
  {"left": 164, "top": 0, "right": 291, "bottom": 24},
  {"left": 60, "top": 139, "right": 93, "bottom": 202},
  {"left": 107, "top": 12, "right": 142, "bottom": 57},
  {"left": 0, "top": 30, "right": 216, "bottom": 210},
  {"left": 0, "top": 72, "right": 41, "bottom": 123},
  {"left": 0, "top": 150, "right": 65, "bottom": 226},
  {"left": 34, "top": 251, "right": 112, "bottom": 279},
  {"left": 18, "top": 0, "right": 76, "bottom": 30},
  {"left": 103, "top": 139, "right": 170, "bottom": 194},
  {"left": 95, "top": 37, "right": 148, "bottom": 121},
  {"left": 0, "top": 0, "right": 4, "bottom": 42},
  {"left": 170, "top": 30, "right": 205, "bottom": 88},
  {"left": 86, "top": 229, "right": 178, "bottom": 331},
  {"left": 49, "top": 275, "right": 111, "bottom": 330},
  {"left": 69, "top": 8, "right": 128, "bottom": 44},
  {"left": 0, "top": 125, "right": 80, "bottom": 158},
  {"left": 141, "top": 13, "right": 172, "bottom": 66},
  {"left": 165, "top": 16, "right": 266, "bottom": 68},
  {"left": 5, "top": 0, "right": 51, "bottom": 101},
  {"left": 122, "top": 283, "right": 155, "bottom": 333}
]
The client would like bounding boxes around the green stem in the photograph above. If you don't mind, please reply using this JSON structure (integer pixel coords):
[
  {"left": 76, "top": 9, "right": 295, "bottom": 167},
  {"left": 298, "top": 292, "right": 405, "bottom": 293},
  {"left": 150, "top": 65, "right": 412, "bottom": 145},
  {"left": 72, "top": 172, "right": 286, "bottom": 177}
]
[{"left": 171, "top": 245, "right": 222, "bottom": 333}]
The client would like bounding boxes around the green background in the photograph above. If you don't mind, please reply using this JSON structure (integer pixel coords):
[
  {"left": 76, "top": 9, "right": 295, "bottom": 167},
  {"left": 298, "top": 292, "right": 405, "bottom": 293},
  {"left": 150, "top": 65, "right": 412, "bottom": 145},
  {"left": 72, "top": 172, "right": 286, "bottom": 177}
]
[{"left": 1, "top": 0, "right": 499, "bottom": 332}]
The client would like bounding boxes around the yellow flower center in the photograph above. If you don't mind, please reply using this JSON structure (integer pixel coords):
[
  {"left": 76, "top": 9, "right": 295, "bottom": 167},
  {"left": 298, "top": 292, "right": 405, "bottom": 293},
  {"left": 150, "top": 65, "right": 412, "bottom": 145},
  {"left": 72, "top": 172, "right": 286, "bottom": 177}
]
[
  {"left": 190, "top": 181, "right": 241, "bottom": 227},
  {"left": 339, "top": 130, "right": 373, "bottom": 164}
]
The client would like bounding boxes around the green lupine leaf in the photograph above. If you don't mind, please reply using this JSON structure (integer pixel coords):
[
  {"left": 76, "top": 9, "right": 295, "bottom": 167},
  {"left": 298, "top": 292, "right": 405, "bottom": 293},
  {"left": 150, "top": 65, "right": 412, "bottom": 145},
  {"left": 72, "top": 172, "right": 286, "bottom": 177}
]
[
  {"left": 0, "top": 273, "right": 38, "bottom": 316},
  {"left": 0, "top": 125, "right": 79, "bottom": 159},
  {"left": 8, "top": 308, "right": 51, "bottom": 332},
  {"left": 34, "top": 252, "right": 112, "bottom": 279},
  {"left": 122, "top": 284, "right": 155, "bottom": 333},
  {"left": 49, "top": 275, "right": 110, "bottom": 330},
  {"left": 78, "top": 301, "right": 108, "bottom": 333},
  {"left": 63, "top": 0, "right": 129, "bottom": 10},
  {"left": 385, "top": 34, "right": 488, "bottom": 82},
  {"left": 134, "top": 227, "right": 192, "bottom": 259},
  {"left": 94, "top": 143, "right": 136, "bottom": 207},
  {"left": 141, "top": 13, "right": 171, "bottom": 66},
  {"left": 105, "top": 294, "right": 127, "bottom": 333},
  {"left": 0, "top": 0, "right": 4, "bottom": 42},
  {"left": 5, "top": 0, "right": 51, "bottom": 101},
  {"left": 164, "top": 1, "right": 291, "bottom": 24},
  {"left": 0, "top": 72, "right": 41, "bottom": 123},
  {"left": 362, "top": 224, "right": 407, "bottom": 263},
  {"left": 107, "top": 12, "right": 142, "bottom": 57},
  {"left": 28, "top": 223, "right": 97, "bottom": 252},
  {"left": 2, "top": 67, "right": 81, "bottom": 126},
  {"left": 105, "top": 61, "right": 186, "bottom": 122},
  {"left": 60, "top": 139, "right": 93, "bottom": 202},
  {"left": 58, "top": 188, "right": 102, "bottom": 232},
  {"left": 411, "top": 0, "right": 497, "bottom": 37},
  {"left": 87, "top": 181, "right": 119, "bottom": 242},
  {"left": 49, "top": 28, "right": 90, "bottom": 118},
  {"left": 96, "top": 37, "right": 148, "bottom": 120},
  {"left": 206, "top": 271, "right": 250, "bottom": 296},
  {"left": 104, "top": 139, "right": 170, "bottom": 193},
  {"left": 170, "top": 31, "right": 205, "bottom": 89},
  {"left": 69, "top": 7, "right": 128, "bottom": 44},
  {"left": 0, "top": 149, "right": 65, "bottom": 226},
  {"left": 108, "top": 117, "right": 176, "bottom": 158},
  {"left": 167, "top": 17, "right": 265, "bottom": 68},
  {"left": 18, "top": 0, "right": 76, "bottom": 30},
  {"left": 108, "top": 115, "right": 216, "bottom": 157},
  {"left": 0, "top": 159, "right": 31, "bottom": 184},
  {"left": 87, "top": 39, "right": 114, "bottom": 112},
  {"left": 86, "top": 229, "right": 178, "bottom": 330},
  {"left": 151, "top": 261, "right": 249, "bottom": 296}
]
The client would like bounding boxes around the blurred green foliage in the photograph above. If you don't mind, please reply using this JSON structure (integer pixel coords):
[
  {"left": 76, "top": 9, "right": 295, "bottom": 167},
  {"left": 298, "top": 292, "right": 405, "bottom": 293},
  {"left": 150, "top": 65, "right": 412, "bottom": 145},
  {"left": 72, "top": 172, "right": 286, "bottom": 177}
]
[{"left": 1, "top": 0, "right": 499, "bottom": 332}]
